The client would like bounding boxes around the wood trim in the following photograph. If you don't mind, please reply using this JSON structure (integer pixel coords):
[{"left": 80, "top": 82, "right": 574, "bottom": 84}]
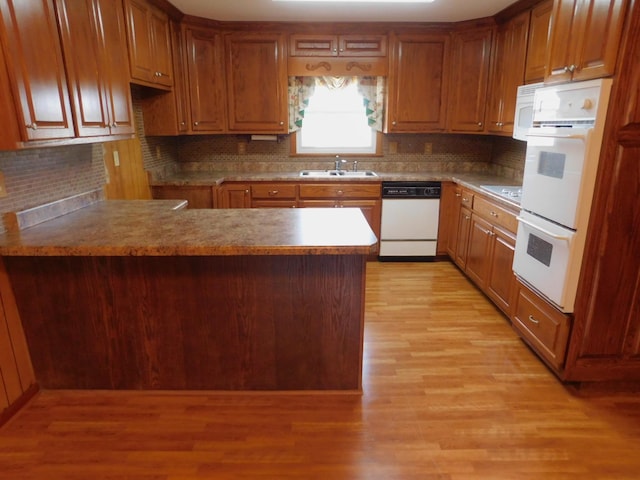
[
  {"left": 289, "top": 131, "right": 383, "bottom": 157},
  {"left": 0, "top": 383, "right": 38, "bottom": 428}
]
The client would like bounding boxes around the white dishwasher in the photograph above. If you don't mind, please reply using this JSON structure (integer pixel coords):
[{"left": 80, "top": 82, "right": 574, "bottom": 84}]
[{"left": 379, "top": 181, "right": 441, "bottom": 260}]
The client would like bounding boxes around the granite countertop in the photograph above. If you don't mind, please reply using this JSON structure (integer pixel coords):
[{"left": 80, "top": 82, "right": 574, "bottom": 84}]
[
  {"left": 0, "top": 200, "right": 378, "bottom": 257},
  {"left": 151, "top": 171, "right": 523, "bottom": 208}
]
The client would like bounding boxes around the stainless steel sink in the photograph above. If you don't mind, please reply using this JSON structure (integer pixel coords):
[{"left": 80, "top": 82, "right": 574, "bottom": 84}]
[{"left": 299, "top": 170, "right": 377, "bottom": 177}]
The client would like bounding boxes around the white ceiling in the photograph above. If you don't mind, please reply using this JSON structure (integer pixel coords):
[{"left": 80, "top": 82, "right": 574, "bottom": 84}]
[{"left": 167, "top": 0, "right": 520, "bottom": 23}]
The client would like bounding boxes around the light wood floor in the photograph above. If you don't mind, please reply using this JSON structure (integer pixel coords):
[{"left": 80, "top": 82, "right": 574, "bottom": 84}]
[{"left": 2, "top": 261, "right": 640, "bottom": 479}]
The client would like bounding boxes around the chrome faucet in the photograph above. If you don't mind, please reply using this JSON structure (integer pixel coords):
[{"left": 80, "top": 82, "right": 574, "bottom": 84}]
[
  {"left": 353, "top": 160, "right": 358, "bottom": 172},
  {"left": 334, "top": 156, "right": 347, "bottom": 171}
]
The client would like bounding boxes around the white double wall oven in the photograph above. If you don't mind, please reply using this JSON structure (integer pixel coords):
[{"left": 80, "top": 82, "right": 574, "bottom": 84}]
[{"left": 513, "top": 79, "right": 613, "bottom": 313}]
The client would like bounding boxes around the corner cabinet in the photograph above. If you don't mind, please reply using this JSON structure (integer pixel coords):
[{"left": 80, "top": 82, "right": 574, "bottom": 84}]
[
  {"left": 447, "top": 26, "right": 494, "bottom": 133},
  {"left": 545, "top": 0, "right": 628, "bottom": 83},
  {"left": 445, "top": 185, "right": 519, "bottom": 318},
  {"left": 0, "top": 0, "right": 75, "bottom": 144},
  {"left": 55, "top": 0, "right": 134, "bottom": 137},
  {"left": 123, "top": 0, "right": 173, "bottom": 89},
  {"left": 386, "top": 32, "right": 450, "bottom": 133},
  {"left": 224, "top": 33, "right": 288, "bottom": 133}
]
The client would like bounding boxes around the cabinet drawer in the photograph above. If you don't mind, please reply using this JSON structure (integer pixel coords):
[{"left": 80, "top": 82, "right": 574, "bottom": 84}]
[
  {"left": 473, "top": 195, "right": 518, "bottom": 233},
  {"left": 299, "top": 183, "right": 380, "bottom": 199},
  {"left": 251, "top": 183, "right": 297, "bottom": 199},
  {"left": 460, "top": 189, "right": 474, "bottom": 208},
  {"left": 512, "top": 281, "right": 572, "bottom": 370}
]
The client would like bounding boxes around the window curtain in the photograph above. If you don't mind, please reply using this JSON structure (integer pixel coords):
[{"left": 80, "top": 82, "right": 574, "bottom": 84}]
[
  {"left": 288, "top": 76, "right": 315, "bottom": 132},
  {"left": 357, "top": 76, "right": 385, "bottom": 132},
  {"left": 288, "top": 76, "right": 386, "bottom": 132}
]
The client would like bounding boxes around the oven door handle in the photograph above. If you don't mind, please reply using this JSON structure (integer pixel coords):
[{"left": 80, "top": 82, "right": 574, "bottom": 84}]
[
  {"left": 527, "top": 130, "right": 591, "bottom": 140},
  {"left": 516, "top": 216, "right": 573, "bottom": 243}
]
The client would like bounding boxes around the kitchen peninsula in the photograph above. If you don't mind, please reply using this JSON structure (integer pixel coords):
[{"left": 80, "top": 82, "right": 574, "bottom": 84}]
[{"left": 0, "top": 198, "right": 377, "bottom": 391}]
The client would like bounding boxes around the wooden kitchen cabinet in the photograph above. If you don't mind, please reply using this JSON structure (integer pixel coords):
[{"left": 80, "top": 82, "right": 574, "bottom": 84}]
[
  {"left": 386, "top": 32, "right": 450, "bottom": 133},
  {"left": 465, "top": 213, "right": 493, "bottom": 287},
  {"left": 513, "top": 280, "right": 572, "bottom": 371},
  {"left": 216, "top": 183, "right": 251, "bottom": 208},
  {"left": 289, "top": 34, "right": 387, "bottom": 57},
  {"left": 454, "top": 205, "right": 472, "bottom": 270},
  {"left": 448, "top": 25, "right": 494, "bottom": 133},
  {"left": 524, "top": 0, "right": 552, "bottom": 83},
  {"left": 288, "top": 33, "right": 388, "bottom": 76},
  {"left": 438, "top": 182, "right": 459, "bottom": 257},
  {"left": 184, "top": 25, "right": 226, "bottom": 133},
  {"left": 545, "top": 0, "right": 628, "bottom": 84},
  {"left": 0, "top": 0, "right": 75, "bottom": 143},
  {"left": 225, "top": 33, "right": 288, "bottom": 133},
  {"left": 55, "top": 0, "right": 134, "bottom": 138},
  {"left": 486, "top": 11, "right": 529, "bottom": 135},
  {"left": 123, "top": 0, "right": 173, "bottom": 89},
  {"left": 151, "top": 185, "right": 214, "bottom": 209}
]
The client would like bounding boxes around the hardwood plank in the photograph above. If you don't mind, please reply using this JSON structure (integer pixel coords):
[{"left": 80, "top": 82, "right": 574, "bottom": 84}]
[{"left": 2, "top": 262, "right": 640, "bottom": 479}]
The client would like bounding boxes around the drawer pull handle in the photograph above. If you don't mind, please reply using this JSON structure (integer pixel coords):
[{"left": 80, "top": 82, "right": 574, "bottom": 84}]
[
  {"left": 528, "top": 315, "right": 540, "bottom": 325},
  {"left": 269, "top": 190, "right": 279, "bottom": 196},
  {"left": 490, "top": 211, "right": 498, "bottom": 217}
]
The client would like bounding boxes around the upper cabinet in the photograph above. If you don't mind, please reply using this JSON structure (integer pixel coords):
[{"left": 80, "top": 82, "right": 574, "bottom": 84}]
[
  {"left": 288, "top": 33, "right": 388, "bottom": 76},
  {"left": 486, "top": 11, "right": 530, "bottom": 135},
  {"left": 184, "top": 25, "right": 226, "bottom": 133},
  {"left": 386, "top": 32, "right": 450, "bottom": 133},
  {"left": 289, "top": 34, "right": 387, "bottom": 57},
  {"left": 0, "top": 0, "right": 75, "bottom": 144},
  {"left": 123, "top": 0, "right": 173, "bottom": 89},
  {"left": 447, "top": 25, "right": 494, "bottom": 133},
  {"left": 55, "top": 0, "right": 134, "bottom": 137},
  {"left": 524, "top": 0, "right": 552, "bottom": 83},
  {"left": 225, "top": 33, "right": 288, "bottom": 133},
  {"left": 545, "top": 0, "right": 629, "bottom": 83}
]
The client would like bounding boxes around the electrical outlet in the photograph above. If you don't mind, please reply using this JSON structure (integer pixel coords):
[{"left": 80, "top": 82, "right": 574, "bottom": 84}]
[
  {"left": 424, "top": 142, "right": 433, "bottom": 155},
  {"left": 0, "top": 171, "right": 7, "bottom": 197},
  {"left": 113, "top": 150, "right": 120, "bottom": 167}
]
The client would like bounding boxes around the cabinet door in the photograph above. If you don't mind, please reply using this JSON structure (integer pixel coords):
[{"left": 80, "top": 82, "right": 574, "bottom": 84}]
[
  {"left": 225, "top": 33, "right": 287, "bottom": 133},
  {"left": 124, "top": 0, "right": 154, "bottom": 83},
  {"left": 439, "top": 182, "right": 460, "bottom": 257},
  {"left": 525, "top": 0, "right": 552, "bottom": 83},
  {"left": 289, "top": 34, "right": 338, "bottom": 56},
  {"left": 0, "top": 0, "right": 75, "bottom": 141},
  {"left": 149, "top": 6, "right": 173, "bottom": 86},
  {"left": 386, "top": 32, "right": 450, "bottom": 132},
  {"left": 570, "top": 0, "right": 628, "bottom": 82},
  {"left": 465, "top": 213, "right": 493, "bottom": 287},
  {"left": 486, "top": 226, "right": 517, "bottom": 316},
  {"left": 55, "top": 0, "right": 110, "bottom": 137},
  {"left": 123, "top": 0, "right": 172, "bottom": 88},
  {"left": 97, "top": 0, "right": 134, "bottom": 136},
  {"left": 546, "top": 0, "right": 628, "bottom": 83},
  {"left": 487, "top": 12, "right": 529, "bottom": 134},
  {"left": 454, "top": 207, "right": 472, "bottom": 269},
  {"left": 448, "top": 27, "right": 493, "bottom": 132},
  {"left": 217, "top": 184, "right": 251, "bottom": 208},
  {"left": 338, "top": 35, "right": 387, "bottom": 57},
  {"left": 185, "top": 26, "right": 226, "bottom": 133}
]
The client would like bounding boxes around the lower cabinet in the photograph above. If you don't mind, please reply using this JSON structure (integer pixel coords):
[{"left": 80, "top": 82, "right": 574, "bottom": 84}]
[
  {"left": 445, "top": 185, "right": 519, "bottom": 318},
  {"left": 512, "top": 280, "right": 572, "bottom": 371},
  {"left": 250, "top": 183, "right": 298, "bottom": 208},
  {"left": 216, "top": 183, "right": 250, "bottom": 208},
  {"left": 151, "top": 185, "right": 214, "bottom": 208}
]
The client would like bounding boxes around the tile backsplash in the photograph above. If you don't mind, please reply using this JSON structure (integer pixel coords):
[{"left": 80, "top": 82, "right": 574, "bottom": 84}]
[{"left": 173, "top": 132, "right": 524, "bottom": 180}]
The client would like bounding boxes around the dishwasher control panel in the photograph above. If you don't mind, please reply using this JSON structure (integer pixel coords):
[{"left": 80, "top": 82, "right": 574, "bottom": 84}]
[{"left": 382, "top": 181, "right": 441, "bottom": 198}]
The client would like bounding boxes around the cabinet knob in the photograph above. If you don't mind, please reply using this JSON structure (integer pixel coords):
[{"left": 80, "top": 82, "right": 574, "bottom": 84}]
[
  {"left": 194, "top": 122, "right": 199, "bottom": 126},
  {"left": 477, "top": 122, "right": 483, "bottom": 127},
  {"left": 337, "top": 190, "right": 344, "bottom": 196},
  {"left": 564, "top": 64, "right": 577, "bottom": 73},
  {"left": 333, "top": 48, "right": 337, "bottom": 52},
  {"left": 180, "top": 121, "right": 186, "bottom": 126},
  {"left": 245, "top": 190, "right": 249, "bottom": 194},
  {"left": 112, "top": 122, "right": 118, "bottom": 128},
  {"left": 279, "top": 121, "right": 284, "bottom": 126},
  {"left": 26, "top": 123, "right": 37, "bottom": 130},
  {"left": 392, "top": 121, "right": 397, "bottom": 126}
]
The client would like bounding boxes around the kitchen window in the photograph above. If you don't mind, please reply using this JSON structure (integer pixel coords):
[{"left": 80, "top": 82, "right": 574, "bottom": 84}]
[{"left": 289, "top": 76, "right": 385, "bottom": 156}]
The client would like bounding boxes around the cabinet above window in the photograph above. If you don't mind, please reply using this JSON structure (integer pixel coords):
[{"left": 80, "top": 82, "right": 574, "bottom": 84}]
[{"left": 289, "top": 34, "right": 387, "bottom": 57}]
